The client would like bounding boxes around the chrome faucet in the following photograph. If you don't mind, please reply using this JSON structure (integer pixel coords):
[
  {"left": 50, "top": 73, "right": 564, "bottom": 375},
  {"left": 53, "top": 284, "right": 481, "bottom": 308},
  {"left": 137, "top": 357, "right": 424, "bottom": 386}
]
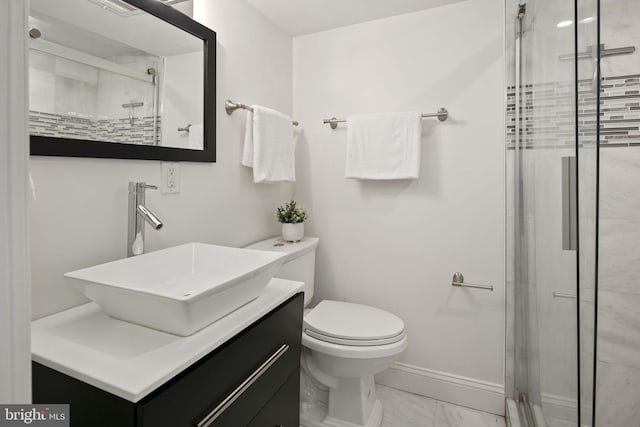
[{"left": 128, "top": 181, "right": 163, "bottom": 257}]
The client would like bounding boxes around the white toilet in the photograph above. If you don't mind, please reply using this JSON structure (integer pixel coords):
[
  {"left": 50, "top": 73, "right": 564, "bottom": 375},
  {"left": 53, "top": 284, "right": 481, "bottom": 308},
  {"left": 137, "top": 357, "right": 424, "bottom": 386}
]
[{"left": 246, "top": 237, "right": 408, "bottom": 427}]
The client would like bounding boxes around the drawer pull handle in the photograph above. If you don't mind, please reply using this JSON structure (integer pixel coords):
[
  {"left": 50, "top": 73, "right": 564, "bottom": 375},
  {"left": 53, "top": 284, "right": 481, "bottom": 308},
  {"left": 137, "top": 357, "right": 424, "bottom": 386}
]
[{"left": 196, "top": 344, "right": 290, "bottom": 427}]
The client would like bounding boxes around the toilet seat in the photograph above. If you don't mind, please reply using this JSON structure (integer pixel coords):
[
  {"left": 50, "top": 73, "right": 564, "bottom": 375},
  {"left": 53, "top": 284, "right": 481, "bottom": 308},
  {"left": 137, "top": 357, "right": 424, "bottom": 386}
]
[
  {"left": 302, "top": 300, "right": 407, "bottom": 359},
  {"left": 304, "top": 328, "right": 403, "bottom": 346},
  {"left": 302, "top": 331, "right": 408, "bottom": 360}
]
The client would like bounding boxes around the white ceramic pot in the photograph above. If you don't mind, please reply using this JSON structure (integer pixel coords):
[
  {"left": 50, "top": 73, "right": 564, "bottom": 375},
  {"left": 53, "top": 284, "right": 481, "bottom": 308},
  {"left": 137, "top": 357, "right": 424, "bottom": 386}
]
[{"left": 282, "top": 222, "right": 304, "bottom": 242}]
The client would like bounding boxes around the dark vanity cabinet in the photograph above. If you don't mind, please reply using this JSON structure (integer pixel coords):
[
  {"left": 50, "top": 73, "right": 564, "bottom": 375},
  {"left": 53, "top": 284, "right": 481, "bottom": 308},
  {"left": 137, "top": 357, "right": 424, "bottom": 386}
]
[{"left": 33, "top": 293, "right": 303, "bottom": 427}]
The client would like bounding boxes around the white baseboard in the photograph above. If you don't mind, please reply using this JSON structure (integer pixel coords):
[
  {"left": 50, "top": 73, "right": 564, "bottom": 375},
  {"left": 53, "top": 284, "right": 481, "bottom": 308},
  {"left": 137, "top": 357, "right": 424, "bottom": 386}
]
[{"left": 375, "top": 362, "right": 505, "bottom": 416}]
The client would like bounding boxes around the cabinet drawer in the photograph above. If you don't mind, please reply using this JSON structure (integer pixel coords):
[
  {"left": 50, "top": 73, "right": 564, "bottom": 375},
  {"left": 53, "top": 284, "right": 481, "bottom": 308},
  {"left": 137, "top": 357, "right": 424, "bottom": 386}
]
[
  {"left": 138, "top": 293, "right": 303, "bottom": 427},
  {"left": 247, "top": 369, "right": 300, "bottom": 427},
  {"left": 33, "top": 362, "right": 136, "bottom": 427}
]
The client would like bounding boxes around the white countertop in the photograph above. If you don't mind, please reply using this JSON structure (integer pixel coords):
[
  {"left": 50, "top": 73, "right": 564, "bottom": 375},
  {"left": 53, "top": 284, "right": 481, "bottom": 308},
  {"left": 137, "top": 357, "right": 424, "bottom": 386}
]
[{"left": 32, "top": 278, "right": 304, "bottom": 403}]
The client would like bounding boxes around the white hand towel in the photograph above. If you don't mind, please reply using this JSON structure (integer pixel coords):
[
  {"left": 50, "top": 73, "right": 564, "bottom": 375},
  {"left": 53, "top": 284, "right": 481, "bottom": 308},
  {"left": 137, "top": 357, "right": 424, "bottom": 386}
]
[
  {"left": 242, "top": 110, "right": 254, "bottom": 167},
  {"left": 242, "top": 105, "right": 295, "bottom": 183},
  {"left": 345, "top": 112, "right": 422, "bottom": 180},
  {"left": 188, "top": 124, "right": 203, "bottom": 150}
]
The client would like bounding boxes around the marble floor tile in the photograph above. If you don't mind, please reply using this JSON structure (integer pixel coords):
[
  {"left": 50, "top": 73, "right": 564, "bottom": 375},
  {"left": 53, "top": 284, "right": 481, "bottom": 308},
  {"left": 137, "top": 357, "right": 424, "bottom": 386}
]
[
  {"left": 375, "top": 385, "right": 505, "bottom": 427},
  {"left": 434, "top": 401, "right": 505, "bottom": 427},
  {"left": 377, "top": 385, "right": 437, "bottom": 427}
]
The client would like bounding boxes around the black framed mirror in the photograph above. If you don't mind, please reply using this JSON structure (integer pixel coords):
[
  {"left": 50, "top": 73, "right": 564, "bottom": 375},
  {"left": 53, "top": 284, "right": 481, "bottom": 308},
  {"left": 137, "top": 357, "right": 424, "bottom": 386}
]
[{"left": 29, "top": 0, "right": 216, "bottom": 162}]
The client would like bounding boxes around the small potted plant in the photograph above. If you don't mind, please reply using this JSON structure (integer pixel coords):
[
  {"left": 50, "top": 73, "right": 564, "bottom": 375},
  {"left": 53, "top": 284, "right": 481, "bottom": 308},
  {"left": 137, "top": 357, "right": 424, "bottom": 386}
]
[{"left": 276, "top": 200, "right": 308, "bottom": 242}]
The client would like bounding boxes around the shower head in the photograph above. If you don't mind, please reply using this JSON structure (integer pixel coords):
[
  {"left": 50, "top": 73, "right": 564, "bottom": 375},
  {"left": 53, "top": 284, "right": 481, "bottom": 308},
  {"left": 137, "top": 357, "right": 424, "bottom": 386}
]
[{"left": 29, "top": 28, "right": 42, "bottom": 39}]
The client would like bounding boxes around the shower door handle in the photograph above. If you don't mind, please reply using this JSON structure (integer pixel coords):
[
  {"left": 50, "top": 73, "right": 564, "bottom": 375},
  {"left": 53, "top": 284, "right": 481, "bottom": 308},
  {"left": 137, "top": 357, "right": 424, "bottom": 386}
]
[
  {"left": 561, "top": 156, "right": 577, "bottom": 251},
  {"left": 553, "top": 291, "right": 577, "bottom": 299}
]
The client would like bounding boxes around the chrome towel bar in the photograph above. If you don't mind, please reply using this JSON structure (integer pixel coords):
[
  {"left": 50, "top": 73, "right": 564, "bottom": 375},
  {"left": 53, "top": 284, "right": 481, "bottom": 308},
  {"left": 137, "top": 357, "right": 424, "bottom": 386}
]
[
  {"left": 451, "top": 272, "right": 493, "bottom": 291},
  {"left": 323, "top": 108, "right": 449, "bottom": 129},
  {"left": 225, "top": 99, "right": 299, "bottom": 126}
]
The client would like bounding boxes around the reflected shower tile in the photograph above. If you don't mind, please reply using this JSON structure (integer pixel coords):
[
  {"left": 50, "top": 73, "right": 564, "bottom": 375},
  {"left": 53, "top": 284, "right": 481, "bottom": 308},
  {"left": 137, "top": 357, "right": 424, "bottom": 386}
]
[
  {"left": 597, "top": 291, "right": 640, "bottom": 369},
  {"left": 376, "top": 385, "right": 437, "bottom": 427},
  {"left": 434, "top": 401, "right": 505, "bottom": 427},
  {"left": 599, "top": 148, "right": 640, "bottom": 220},
  {"left": 596, "top": 362, "right": 640, "bottom": 427},
  {"left": 54, "top": 76, "right": 97, "bottom": 117},
  {"left": 599, "top": 219, "right": 640, "bottom": 294}
]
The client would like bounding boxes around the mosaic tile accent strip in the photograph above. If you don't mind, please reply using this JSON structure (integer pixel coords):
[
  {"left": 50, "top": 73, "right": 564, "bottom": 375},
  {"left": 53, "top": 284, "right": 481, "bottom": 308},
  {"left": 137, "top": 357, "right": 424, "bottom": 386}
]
[
  {"left": 506, "top": 74, "right": 640, "bottom": 149},
  {"left": 29, "top": 111, "right": 161, "bottom": 146},
  {"left": 29, "top": 111, "right": 95, "bottom": 140}
]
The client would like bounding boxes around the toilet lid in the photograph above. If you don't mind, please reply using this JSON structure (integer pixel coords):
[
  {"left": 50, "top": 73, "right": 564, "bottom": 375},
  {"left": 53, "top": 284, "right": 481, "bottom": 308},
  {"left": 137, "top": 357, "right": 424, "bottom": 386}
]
[{"left": 304, "top": 300, "right": 405, "bottom": 346}]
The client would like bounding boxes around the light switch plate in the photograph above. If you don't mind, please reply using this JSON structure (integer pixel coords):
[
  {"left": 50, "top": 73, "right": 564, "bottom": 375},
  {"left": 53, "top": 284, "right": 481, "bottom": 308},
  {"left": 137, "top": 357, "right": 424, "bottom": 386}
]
[{"left": 161, "top": 162, "right": 180, "bottom": 194}]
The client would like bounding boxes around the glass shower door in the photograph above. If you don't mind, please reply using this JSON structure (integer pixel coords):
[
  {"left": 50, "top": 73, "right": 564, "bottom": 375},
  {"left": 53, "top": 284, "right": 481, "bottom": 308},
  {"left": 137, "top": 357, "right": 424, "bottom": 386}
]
[{"left": 508, "top": 0, "right": 599, "bottom": 425}]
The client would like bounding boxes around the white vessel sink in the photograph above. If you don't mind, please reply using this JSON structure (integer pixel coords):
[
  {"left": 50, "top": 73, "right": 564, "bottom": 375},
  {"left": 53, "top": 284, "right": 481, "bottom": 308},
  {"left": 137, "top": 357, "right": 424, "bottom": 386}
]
[{"left": 64, "top": 243, "right": 286, "bottom": 336}]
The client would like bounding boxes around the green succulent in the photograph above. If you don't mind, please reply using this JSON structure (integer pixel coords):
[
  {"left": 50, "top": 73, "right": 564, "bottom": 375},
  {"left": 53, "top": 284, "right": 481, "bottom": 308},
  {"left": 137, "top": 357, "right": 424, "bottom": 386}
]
[{"left": 276, "top": 200, "right": 308, "bottom": 224}]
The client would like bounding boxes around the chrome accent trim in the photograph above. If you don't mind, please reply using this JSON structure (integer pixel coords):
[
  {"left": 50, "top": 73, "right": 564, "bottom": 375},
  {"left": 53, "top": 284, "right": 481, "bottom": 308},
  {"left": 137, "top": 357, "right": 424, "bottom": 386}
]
[
  {"left": 451, "top": 272, "right": 494, "bottom": 291},
  {"left": 323, "top": 108, "right": 448, "bottom": 130},
  {"left": 561, "top": 156, "right": 577, "bottom": 251},
  {"left": 196, "top": 344, "right": 290, "bottom": 427},
  {"left": 225, "top": 99, "right": 299, "bottom": 126}
]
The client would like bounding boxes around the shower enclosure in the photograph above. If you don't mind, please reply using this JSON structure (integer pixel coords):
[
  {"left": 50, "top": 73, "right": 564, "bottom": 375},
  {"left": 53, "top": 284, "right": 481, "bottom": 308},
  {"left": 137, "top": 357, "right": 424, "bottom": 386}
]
[
  {"left": 28, "top": 18, "right": 163, "bottom": 146},
  {"left": 506, "top": 0, "right": 599, "bottom": 426}
]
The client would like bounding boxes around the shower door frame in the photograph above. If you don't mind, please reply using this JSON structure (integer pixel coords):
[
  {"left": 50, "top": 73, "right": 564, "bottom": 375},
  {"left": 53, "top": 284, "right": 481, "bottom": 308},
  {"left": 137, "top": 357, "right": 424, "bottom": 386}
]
[{"left": 508, "top": 0, "right": 600, "bottom": 425}]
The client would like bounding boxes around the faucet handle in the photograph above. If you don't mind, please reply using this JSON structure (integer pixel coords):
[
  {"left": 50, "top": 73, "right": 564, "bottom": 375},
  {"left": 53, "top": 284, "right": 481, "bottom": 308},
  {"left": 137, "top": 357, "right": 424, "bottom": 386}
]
[{"left": 129, "top": 181, "right": 158, "bottom": 192}]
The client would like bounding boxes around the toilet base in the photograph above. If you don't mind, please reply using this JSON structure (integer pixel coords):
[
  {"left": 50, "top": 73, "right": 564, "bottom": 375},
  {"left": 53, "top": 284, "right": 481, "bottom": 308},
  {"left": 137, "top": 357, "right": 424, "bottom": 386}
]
[{"left": 301, "top": 399, "right": 383, "bottom": 427}]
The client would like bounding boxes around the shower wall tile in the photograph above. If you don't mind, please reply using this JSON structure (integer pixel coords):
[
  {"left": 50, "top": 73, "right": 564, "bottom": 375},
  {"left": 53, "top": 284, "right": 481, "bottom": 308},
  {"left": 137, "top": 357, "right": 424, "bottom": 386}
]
[
  {"left": 599, "top": 148, "right": 640, "bottom": 220},
  {"left": 54, "top": 76, "right": 97, "bottom": 118},
  {"left": 506, "top": 75, "right": 640, "bottom": 149},
  {"left": 29, "top": 111, "right": 94, "bottom": 140},
  {"left": 600, "top": 0, "right": 640, "bottom": 78},
  {"left": 29, "top": 111, "right": 161, "bottom": 146},
  {"left": 29, "top": 68, "right": 55, "bottom": 113},
  {"left": 598, "top": 219, "right": 640, "bottom": 294},
  {"left": 595, "top": 361, "right": 640, "bottom": 427},
  {"left": 597, "top": 291, "right": 640, "bottom": 369}
]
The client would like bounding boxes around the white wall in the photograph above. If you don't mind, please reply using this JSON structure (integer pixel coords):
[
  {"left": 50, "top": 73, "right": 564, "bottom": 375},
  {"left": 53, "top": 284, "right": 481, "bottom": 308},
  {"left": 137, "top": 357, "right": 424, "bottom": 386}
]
[
  {"left": 292, "top": 0, "right": 505, "bottom": 414},
  {"left": 30, "top": 0, "right": 293, "bottom": 319},
  {"left": 1, "top": 0, "right": 31, "bottom": 403}
]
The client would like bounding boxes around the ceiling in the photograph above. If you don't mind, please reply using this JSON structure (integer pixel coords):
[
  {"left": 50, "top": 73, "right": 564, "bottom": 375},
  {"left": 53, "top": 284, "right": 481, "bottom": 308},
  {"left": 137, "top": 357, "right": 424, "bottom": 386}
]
[{"left": 246, "top": 0, "right": 464, "bottom": 36}]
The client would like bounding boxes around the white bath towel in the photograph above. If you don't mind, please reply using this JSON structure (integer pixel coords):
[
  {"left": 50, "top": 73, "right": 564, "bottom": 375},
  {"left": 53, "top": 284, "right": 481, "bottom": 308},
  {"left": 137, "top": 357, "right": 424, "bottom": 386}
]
[
  {"left": 242, "top": 106, "right": 295, "bottom": 183},
  {"left": 188, "top": 124, "right": 203, "bottom": 150},
  {"left": 345, "top": 112, "right": 422, "bottom": 180}
]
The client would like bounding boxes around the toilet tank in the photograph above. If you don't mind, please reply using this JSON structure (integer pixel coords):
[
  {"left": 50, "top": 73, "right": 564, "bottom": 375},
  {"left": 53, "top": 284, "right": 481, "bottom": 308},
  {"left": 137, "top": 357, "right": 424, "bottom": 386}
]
[{"left": 245, "top": 237, "right": 318, "bottom": 307}]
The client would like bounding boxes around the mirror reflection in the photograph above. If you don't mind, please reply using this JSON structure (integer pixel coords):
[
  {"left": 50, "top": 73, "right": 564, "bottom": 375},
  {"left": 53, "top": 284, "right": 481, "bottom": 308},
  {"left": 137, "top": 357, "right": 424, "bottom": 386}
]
[{"left": 29, "top": 0, "right": 204, "bottom": 150}]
